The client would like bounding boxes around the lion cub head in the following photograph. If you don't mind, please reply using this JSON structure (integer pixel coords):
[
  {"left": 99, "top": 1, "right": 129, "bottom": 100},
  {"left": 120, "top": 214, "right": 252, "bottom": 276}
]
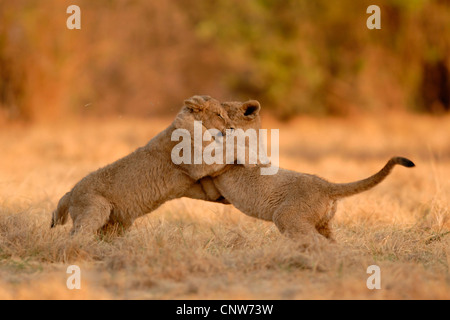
[
  {"left": 174, "top": 95, "right": 234, "bottom": 135},
  {"left": 222, "top": 99, "right": 261, "bottom": 132}
]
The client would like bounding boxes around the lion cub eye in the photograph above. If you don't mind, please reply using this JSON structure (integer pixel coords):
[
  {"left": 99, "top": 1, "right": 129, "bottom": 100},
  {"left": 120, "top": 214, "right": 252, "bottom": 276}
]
[{"left": 217, "top": 113, "right": 224, "bottom": 119}]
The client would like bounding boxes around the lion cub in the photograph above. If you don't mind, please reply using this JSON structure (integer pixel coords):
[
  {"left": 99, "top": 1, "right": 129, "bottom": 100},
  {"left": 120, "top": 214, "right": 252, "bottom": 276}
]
[
  {"left": 197, "top": 103, "right": 415, "bottom": 241},
  {"left": 51, "top": 96, "right": 259, "bottom": 235}
]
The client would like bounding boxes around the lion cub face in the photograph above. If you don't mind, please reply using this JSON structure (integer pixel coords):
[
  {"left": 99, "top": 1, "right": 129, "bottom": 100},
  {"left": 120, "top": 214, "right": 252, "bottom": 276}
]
[
  {"left": 222, "top": 99, "right": 261, "bottom": 132},
  {"left": 175, "top": 95, "right": 234, "bottom": 134}
]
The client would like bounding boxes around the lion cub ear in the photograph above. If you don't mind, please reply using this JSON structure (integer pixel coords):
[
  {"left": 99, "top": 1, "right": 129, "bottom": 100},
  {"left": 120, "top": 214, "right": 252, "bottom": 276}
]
[
  {"left": 242, "top": 100, "right": 261, "bottom": 118},
  {"left": 184, "top": 95, "right": 211, "bottom": 112}
]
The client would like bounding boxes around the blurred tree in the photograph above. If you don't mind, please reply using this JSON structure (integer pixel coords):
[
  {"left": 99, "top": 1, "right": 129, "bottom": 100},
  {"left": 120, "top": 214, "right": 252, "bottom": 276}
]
[{"left": 182, "top": 0, "right": 450, "bottom": 117}]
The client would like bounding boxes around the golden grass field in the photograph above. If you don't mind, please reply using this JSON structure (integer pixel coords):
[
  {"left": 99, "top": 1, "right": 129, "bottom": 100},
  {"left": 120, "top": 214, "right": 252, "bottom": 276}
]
[{"left": 0, "top": 113, "right": 449, "bottom": 299}]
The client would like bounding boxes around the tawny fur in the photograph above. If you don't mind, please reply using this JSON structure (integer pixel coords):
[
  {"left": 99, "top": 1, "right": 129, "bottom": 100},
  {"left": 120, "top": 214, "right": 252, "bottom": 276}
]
[
  {"left": 195, "top": 103, "right": 415, "bottom": 241},
  {"left": 51, "top": 96, "right": 259, "bottom": 235}
]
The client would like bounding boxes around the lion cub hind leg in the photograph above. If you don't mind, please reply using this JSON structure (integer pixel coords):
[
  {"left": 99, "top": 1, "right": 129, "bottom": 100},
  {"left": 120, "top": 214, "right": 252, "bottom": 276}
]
[
  {"left": 273, "top": 204, "right": 325, "bottom": 242},
  {"left": 315, "top": 201, "right": 337, "bottom": 242},
  {"left": 69, "top": 194, "right": 112, "bottom": 236},
  {"left": 98, "top": 220, "right": 132, "bottom": 237}
]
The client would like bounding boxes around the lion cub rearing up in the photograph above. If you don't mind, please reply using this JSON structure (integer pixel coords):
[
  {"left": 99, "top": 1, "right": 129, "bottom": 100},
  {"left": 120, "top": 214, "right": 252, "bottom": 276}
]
[
  {"left": 197, "top": 102, "right": 415, "bottom": 241},
  {"left": 51, "top": 96, "right": 259, "bottom": 235}
]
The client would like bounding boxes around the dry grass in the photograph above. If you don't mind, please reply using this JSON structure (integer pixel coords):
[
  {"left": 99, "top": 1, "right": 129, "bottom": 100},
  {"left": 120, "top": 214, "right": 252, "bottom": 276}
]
[{"left": 0, "top": 113, "right": 449, "bottom": 299}]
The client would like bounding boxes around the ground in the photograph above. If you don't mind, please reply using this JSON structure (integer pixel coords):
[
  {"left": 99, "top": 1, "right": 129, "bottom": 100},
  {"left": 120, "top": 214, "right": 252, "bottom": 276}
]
[{"left": 0, "top": 113, "right": 449, "bottom": 299}]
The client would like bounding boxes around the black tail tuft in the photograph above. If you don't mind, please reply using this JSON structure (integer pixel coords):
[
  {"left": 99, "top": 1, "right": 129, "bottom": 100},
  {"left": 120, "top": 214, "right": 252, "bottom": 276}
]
[{"left": 393, "top": 157, "right": 415, "bottom": 168}]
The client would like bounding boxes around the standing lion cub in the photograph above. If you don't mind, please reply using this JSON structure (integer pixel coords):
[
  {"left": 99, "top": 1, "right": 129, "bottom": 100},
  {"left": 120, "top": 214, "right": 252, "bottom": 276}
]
[
  {"left": 196, "top": 101, "right": 415, "bottom": 241},
  {"left": 51, "top": 95, "right": 260, "bottom": 235}
]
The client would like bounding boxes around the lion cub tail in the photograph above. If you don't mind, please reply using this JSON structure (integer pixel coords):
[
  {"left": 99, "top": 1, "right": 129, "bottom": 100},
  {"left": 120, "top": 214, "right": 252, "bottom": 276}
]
[
  {"left": 51, "top": 191, "right": 71, "bottom": 228},
  {"left": 329, "top": 157, "right": 415, "bottom": 199}
]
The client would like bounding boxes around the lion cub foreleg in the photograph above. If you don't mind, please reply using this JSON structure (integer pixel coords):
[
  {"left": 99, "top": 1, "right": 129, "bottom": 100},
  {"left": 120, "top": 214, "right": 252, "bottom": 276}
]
[{"left": 183, "top": 178, "right": 230, "bottom": 204}]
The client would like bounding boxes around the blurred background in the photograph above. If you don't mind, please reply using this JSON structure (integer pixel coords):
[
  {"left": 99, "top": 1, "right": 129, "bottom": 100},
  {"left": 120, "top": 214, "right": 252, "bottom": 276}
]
[
  {"left": 0, "top": 1, "right": 449, "bottom": 300},
  {"left": 0, "top": 0, "right": 449, "bottom": 123}
]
